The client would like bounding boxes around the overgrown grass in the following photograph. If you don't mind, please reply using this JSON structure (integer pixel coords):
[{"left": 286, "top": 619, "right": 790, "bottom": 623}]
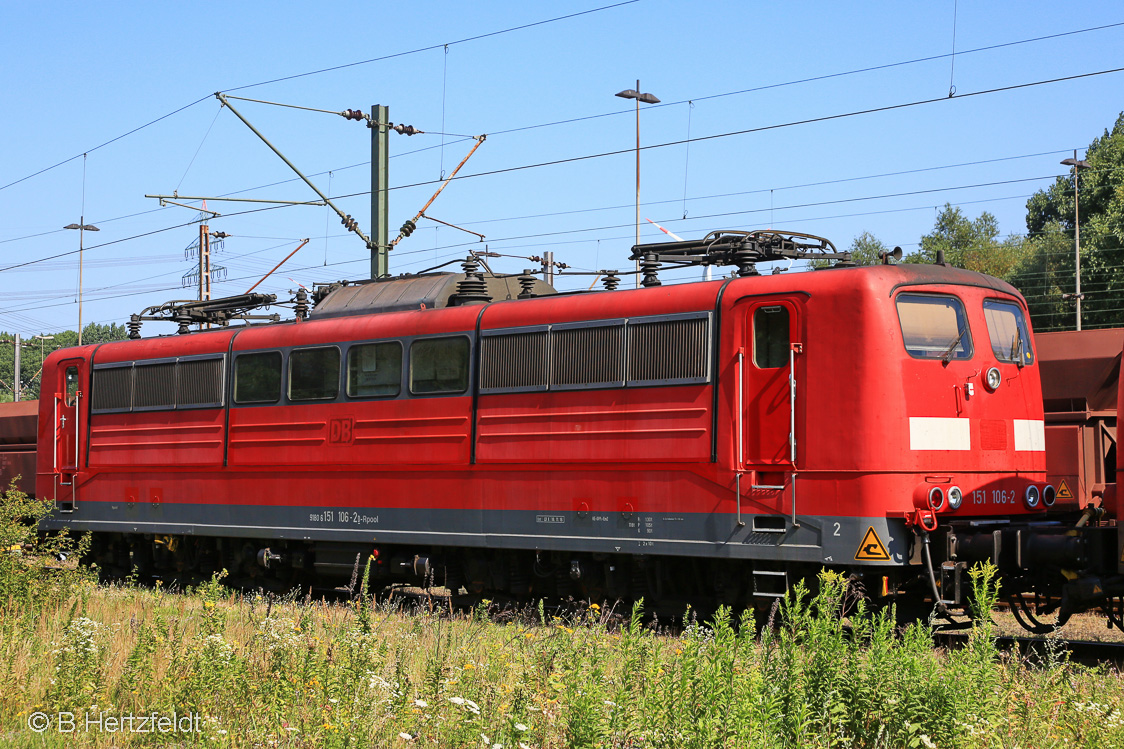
[
  {"left": 0, "top": 484, "right": 90, "bottom": 611},
  {"left": 1, "top": 514, "right": 1123, "bottom": 747}
]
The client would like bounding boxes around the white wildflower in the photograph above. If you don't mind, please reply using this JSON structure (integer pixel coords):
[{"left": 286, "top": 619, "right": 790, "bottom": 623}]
[
  {"left": 258, "top": 616, "right": 302, "bottom": 651},
  {"left": 414, "top": 699, "right": 428, "bottom": 708}
]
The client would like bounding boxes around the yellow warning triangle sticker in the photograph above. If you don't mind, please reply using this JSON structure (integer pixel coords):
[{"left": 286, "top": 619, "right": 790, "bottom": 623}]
[
  {"left": 1056, "top": 480, "right": 1074, "bottom": 500},
  {"left": 855, "top": 526, "right": 891, "bottom": 561}
]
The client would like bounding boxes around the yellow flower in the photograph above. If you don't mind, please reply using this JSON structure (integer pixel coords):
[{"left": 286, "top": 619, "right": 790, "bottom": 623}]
[{"left": 463, "top": 663, "right": 476, "bottom": 670}]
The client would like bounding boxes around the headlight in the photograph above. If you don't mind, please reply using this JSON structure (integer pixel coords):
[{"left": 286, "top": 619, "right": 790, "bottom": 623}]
[
  {"left": 947, "top": 486, "right": 963, "bottom": 510},
  {"left": 1043, "top": 485, "right": 1056, "bottom": 507},
  {"left": 985, "top": 367, "right": 1002, "bottom": 391},
  {"left": 1024, "top": 485, "right": 1041, "bottom": 509},
  {"left": 928, "top": 486, "right": 945, "bottom": 511}
]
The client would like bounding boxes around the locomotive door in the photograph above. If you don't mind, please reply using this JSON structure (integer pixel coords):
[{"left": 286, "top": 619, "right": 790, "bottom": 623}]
[
  {"left": 53, "top": 358, "right": 85, "bottom": 512},
  {"left": 734, "top": 298, "right": 802, "bottom": 495}
]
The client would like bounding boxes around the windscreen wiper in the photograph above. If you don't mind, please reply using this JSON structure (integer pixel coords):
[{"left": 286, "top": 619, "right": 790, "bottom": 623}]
[
  {"left": 941, "top": 327, "right": 966, "bottom": 365},
  {"left": 1012, "top": 331, "right": 1025, "bottom": 368}
]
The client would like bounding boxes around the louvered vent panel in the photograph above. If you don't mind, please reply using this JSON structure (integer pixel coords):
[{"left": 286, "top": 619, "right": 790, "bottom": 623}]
[
  {"left": 91, "top": 367, "right": 133, "bottom": 411},
  {"left": 551, "top": 325, "right": 625, "bottom": 387},
  {"left": 177, "top": 358, "right": 224, "bottom": 406},
  {"left": 481, "top": 331, "right": 548, "bottom": 390},
  {"left": 133, "top": 363, "right": 176, "bottom": 409},
  {"left": 628, "top": 317, "right": 709, "bottom": 383}
]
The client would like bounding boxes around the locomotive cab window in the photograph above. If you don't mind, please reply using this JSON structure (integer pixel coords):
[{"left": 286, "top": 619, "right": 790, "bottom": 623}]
[
  {"left": 347, "top": 341, "right": 402, "bottom": 397},
  {"left": 983, "top": 299, "right": 1034, "bottom": 366},
  {"left": 234, "top": 351, "right": 282, "bottom": 404},
  {"left": 753, "top": 306, "right": 789, "bottom": 368},
  {"left": 896, "top": 294, "right": 972, "bottom": 361},
  {"left": 410, "top": 336, "right": 470, "bottom": 395},
  {"left": 289, "top": 346, "right": 340, "bottom": 401},
  {"left": 65, "top": 366, "right": 80, "bottom": 406}
]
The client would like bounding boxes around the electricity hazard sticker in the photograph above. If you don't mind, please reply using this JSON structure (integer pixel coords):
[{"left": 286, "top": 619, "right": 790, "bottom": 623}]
[
  {"left": 854, "top": 527, "right": 890, "bottom": 561},
  {"left": 1056, "top": 480, "right": 1074, "bottom": 500}
]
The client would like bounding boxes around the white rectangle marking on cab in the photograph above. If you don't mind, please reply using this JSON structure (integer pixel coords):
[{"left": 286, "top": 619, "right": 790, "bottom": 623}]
[
  {"left": 909, "top": 417, "right": 971, "bottom": 451},
  {"left": 1013, "top": 419, "right": 1046, "bottom": 451}
]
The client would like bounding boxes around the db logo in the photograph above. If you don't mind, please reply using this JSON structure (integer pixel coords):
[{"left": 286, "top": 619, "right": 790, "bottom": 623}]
[{"left": 328, "top": 418, "right": 354, "bottom": 444}]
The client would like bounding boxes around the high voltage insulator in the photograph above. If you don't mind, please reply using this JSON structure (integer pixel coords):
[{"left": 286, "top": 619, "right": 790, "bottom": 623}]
[
  {"left": 341, "top": 215, "right": 358, "bottom": 231},
  {"left": 400, "top": 219, "right": 416, "bottom": 237},
  {"left": 393, "top": 124, "right": 421, "bottom": 135},
  {"left": 342, "top": 109, "right": 366, "bottom": 121}
]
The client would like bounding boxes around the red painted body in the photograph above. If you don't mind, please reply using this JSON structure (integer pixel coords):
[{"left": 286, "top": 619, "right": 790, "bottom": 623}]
[{"left": 34, "top": 264, "right": 1047, "bottom": 548}]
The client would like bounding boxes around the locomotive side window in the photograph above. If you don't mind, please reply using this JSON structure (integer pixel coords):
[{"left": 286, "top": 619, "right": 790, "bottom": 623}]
[
  {"left": 289, "top": 347, "right": 341, "bottom": 401},
  {"left": 753, "top": 306, "right": 790, "bottom": 368},
  {"left": 983, "top": 299, "right": 1034, "bottom": 365},
  {"left": 65, "top": 366, "right": 81, "bottom": 407},
  {"left": 410, "top": 336, "right": 470, "bottom": 395},
  {"left": 234, "top": 352, "right": 282, "bottom": 404},
  {"left": 347, "top": 342, "right": 402, "bottom": 397},
  {"left": 896, "top": 294, "right": 973, "bottom": 361}
]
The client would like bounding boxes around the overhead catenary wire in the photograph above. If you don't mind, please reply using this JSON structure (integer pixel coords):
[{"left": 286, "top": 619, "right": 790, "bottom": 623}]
[
  {"left": 0, "top": 2, "right": 638, "bottom": 194},
  {"left": 3, "top": 14, "right": 1120, "bottom": 199},
  {"left": 2, "top": 188, "right": 1049, "bottom": 324},
  {"left": 2, "top": 64, "right": 1120, "bottom": 322}
]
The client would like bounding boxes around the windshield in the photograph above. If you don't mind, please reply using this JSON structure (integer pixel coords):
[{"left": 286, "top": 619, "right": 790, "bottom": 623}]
[
  {"left": 896, "top": 294, "right": 973, "bottom": 361},
  {"left": 983, "top": 299, "right": 1034, "bottom": 365}
]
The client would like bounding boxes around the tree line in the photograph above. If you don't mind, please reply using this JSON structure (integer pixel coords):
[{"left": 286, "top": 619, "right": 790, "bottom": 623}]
[{"left": 0, "top": 323, "right": 129, "bottom": 403}]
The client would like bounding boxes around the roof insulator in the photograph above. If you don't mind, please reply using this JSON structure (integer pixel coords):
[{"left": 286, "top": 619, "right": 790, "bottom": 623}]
[
  {"left": 640, "top": 254, "right": 662, "bottom": 287},
  {"left": 518, "top": 270, "right": 538, "bottom": 299},
  {"left": 454, "top": 257, "right": 491, "bottom": 305}
]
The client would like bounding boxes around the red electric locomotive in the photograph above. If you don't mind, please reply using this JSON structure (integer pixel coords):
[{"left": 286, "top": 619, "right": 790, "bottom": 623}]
[{"left": 34, "top": 230, "right": 1121, "bottom": 624}]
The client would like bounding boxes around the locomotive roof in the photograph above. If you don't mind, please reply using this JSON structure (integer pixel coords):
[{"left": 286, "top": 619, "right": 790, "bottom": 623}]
[
  {"left": 310, "top": 271, "right": 556, "bottom": 320},
  {"left": 78, "top": 260, "right": 1027, "bottom": 366}
]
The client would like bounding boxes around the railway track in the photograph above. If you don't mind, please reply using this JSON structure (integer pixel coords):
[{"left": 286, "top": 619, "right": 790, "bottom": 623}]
[{"left": 934, "top": 631, "right": 1124, "bottom": 668}]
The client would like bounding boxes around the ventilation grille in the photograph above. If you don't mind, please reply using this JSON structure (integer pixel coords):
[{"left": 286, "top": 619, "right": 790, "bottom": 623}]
[
  {"left": 92, "top": 356, "right": 224, "bottom": 413},
  {"left": 134, "top": 363, "right": 176, "bottom": 409},
  {"left": 480, "top": 331, "right": 549, "bottom": 391},
  {"left": 628, "top": 317, "right": 709, "bottom": 384},
  {"left": 91, "top": 367, "right": 133, "bottom": 411},
  {"left": 479, "top": 314, "right": 711, "bottom": 393},
  {"left": 551, "top": 325, "right": 626, "bottom": 387},
  {"left": 178, "top": 358, "right": 224, "bottom": 406}
]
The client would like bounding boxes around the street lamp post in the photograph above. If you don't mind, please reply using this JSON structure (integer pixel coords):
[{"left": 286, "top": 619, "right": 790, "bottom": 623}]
[
  {"left": 616, "top": 80, "right": 660, "bottom": 288},
  {"left": 1061, "top": 152, "right": 1091, "bottom": 330},
  {"left": 63, "top": 219, "right": 99, "bottom": 345}
]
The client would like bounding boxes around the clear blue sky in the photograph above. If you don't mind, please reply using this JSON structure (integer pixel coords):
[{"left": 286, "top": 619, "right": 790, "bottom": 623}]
[{"left": 1, "top": 0, "right": 1122, "bottom": 336}]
